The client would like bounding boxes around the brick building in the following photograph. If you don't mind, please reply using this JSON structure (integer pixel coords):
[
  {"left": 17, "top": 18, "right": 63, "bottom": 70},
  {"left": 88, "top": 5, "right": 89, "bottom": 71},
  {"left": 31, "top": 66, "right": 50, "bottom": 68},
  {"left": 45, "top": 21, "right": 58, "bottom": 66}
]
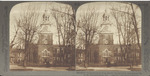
[
  {"left": 37, "top": 10, "right": 74, "bottom": 66},
  {"left": 76, "top": 10, "right": 141, "bottom": 67},
  {"left": 10, "top": 10, "right": 75, "bottom": 67}
]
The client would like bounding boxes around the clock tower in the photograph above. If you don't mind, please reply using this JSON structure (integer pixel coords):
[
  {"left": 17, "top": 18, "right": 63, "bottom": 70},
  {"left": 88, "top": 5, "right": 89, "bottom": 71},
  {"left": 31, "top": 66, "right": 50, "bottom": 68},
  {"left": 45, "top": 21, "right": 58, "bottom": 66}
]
[
  {"left": 99, "top": 10, "right": 113, "bottom": 45},
  {"left": 38, "top": 10, "right": 53, "bottom": 45},
  {"left": 98, "top": 10, "right": 113, "bottom": 65},
  {"left": 38, "top": 10, "right": 53, "bottom": 64}
]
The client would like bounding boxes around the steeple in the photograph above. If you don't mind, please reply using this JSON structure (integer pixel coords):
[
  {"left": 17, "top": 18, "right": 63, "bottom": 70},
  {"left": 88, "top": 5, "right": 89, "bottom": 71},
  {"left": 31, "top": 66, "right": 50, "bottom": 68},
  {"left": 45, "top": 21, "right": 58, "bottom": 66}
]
[
  {"left": 42, "top": 9, "right": 50, "bottom": 25},
  {"left": 102, "top": 9, "right": 111, "bottom": 25},
  {"left": 102, "top": 10, "right": 109, "bottom": 22},
  {"left": 99, "top": 8, "right": 113, "bottom": 45},
  {"left": 100, "top": 9, "right": 112, "bottom": 33},
  {"left": 38, "top": 9, "right": 53, "bottom": 45},
  {"left": 40, "top": 9, "right": 51, "bottom": 33}
]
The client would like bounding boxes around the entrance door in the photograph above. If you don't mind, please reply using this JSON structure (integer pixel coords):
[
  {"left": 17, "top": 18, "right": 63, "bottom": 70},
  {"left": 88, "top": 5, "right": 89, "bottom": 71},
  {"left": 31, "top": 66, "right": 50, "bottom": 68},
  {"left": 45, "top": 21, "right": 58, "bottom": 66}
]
[
  {"left": 102, "top": 48, "right": 111, "bottom": 66},
  {"left": 42, "top": 49, "right": 50, "bottom": 66}
]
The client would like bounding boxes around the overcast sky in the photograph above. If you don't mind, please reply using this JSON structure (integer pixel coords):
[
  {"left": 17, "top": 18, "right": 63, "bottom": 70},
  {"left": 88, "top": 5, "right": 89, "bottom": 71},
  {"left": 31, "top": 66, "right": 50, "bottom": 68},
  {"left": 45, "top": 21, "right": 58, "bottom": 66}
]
[
  {"left": 10, "top": 2, "right": 141, "bottom": 45},
  {"left": 10, "top": 2, "right": 71, "bottom": 45},
  {"left": 76, "top": 2, "right": 141, "bottom": 44}
]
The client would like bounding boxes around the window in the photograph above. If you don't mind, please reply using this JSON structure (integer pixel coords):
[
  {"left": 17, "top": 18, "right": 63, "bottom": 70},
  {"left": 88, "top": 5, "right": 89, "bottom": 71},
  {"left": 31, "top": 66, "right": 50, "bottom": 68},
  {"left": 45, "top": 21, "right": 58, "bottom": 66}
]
[{"left": 42, "top": 49, "right": 50, "bottom": 57}]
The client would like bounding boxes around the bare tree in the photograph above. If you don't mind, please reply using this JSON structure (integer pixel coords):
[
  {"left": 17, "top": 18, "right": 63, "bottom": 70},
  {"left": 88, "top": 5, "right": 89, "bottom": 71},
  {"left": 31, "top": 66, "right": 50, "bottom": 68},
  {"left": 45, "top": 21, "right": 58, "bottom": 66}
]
[
  {"left": 51, "top": 5, "right": 76, "bottom": 67},
  {"left": 10, "top": 17, "right": 20, "bottom": 49},
  {"left": 111, "top": 3, "right": 141, "bottom": 67},
  {"left": 13, "top": 4, "right": 40, "bottom": 66},
  {"left": 130, "top": 3, "right": 141, "bottom": 51},
  {"left": 77, "top": 7, "right": 99, "bottom": 67}
]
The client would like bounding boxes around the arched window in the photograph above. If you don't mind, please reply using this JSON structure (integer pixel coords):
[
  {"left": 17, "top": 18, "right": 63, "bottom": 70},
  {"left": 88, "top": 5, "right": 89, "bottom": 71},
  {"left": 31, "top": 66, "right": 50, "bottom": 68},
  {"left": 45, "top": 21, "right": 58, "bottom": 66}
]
[
  {"left": 102, "top": 48, "right": 111, "bottom": 57},
  {"left": 42, "top": 49, "right": 50, "bottom": 57}
]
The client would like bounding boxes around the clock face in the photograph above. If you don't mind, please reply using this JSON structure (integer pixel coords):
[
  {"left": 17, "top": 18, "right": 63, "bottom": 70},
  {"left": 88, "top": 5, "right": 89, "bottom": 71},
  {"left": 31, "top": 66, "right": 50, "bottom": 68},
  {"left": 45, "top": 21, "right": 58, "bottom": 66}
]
[{"left": 103, "top": 39, "right": 108, "bottom": 44}]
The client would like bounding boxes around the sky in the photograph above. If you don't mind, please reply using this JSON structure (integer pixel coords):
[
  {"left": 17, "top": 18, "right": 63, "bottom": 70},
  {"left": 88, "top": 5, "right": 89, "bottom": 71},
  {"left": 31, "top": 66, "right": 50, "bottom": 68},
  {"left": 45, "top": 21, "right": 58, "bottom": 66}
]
[
  {"left": 10, "top": 2, "right": 141, "bottom": 45},
  {"left": 76, "top": 2, "right": 141, "bottom": 44},
  {"left": 10, "top": 2, "right": 71, "bottom": 45}
]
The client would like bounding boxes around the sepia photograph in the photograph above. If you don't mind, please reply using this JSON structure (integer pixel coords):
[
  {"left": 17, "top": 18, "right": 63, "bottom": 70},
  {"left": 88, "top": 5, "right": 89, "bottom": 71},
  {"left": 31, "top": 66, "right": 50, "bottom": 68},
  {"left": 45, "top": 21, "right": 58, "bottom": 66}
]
[
  {"left": 75, "top": 2, "right": 141, "bottom": 71},
  {"left": 9, "top": 2, "right": 141, "bottom": 71},
  {"left": 10, "top": 2, "right": 76, "bottom": 71}
]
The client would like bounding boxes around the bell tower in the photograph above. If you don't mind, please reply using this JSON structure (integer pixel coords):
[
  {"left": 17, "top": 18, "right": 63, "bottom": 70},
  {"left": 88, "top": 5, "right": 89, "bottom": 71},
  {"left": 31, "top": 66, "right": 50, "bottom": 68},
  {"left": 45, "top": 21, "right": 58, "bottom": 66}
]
[
  {"left": 38, "top": 9, "right": 53, "bottom": 64},
  {"left": 99, "top": 10, "right": 113, "bottom": 45},
  {"left": 38, "top": 10, "right": 53, "bottom": 45},
  {"left": 98, "top": 9, "right": 113, "bottom": 65}
]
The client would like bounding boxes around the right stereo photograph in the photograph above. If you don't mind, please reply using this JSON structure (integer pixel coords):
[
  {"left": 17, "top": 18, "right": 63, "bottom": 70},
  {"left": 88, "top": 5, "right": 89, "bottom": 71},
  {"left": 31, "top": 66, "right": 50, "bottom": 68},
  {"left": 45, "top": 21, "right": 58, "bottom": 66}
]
[{"left": 75, "top": 2, "right": 141, "bottom": 71}]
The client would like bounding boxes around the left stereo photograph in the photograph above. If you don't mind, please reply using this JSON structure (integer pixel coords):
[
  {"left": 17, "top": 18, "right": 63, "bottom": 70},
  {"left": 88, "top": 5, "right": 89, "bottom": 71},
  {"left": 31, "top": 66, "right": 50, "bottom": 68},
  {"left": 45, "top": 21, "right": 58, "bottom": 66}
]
[{"left": 9, "top": 2, "right": 76, "bottom": 71}]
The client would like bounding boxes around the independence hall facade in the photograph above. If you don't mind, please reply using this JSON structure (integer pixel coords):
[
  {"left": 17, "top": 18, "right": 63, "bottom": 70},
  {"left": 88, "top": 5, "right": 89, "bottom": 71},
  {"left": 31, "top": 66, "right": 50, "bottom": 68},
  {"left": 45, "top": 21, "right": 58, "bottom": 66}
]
[
  {"left": 76, "top": 11, "right": 141, "bottom": 67},
  {"left": 10, "top": 10, "right": 75, "bottom": 67}
]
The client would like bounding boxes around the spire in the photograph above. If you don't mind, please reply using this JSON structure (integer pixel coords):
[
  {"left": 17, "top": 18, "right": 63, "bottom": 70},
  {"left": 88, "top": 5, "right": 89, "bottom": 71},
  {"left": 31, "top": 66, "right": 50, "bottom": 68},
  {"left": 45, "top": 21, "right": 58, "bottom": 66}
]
[
  {"left": 101, "top": 8, "right": 112, "bottom": 26},
  {"left": 42, "top": 2, "right": 50, "bottom": 24},
  {"left": 40, "top": 4, "right": 51, "bottom": 33},
  {"left": 102, "top": 9, "right": 109, "bottom": 22},
  {"left": 43, "top": 9, "right": 49, "bottom": 22},
  {"left": 100, "top": 8, "right": 112, "bottom": 33}
]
